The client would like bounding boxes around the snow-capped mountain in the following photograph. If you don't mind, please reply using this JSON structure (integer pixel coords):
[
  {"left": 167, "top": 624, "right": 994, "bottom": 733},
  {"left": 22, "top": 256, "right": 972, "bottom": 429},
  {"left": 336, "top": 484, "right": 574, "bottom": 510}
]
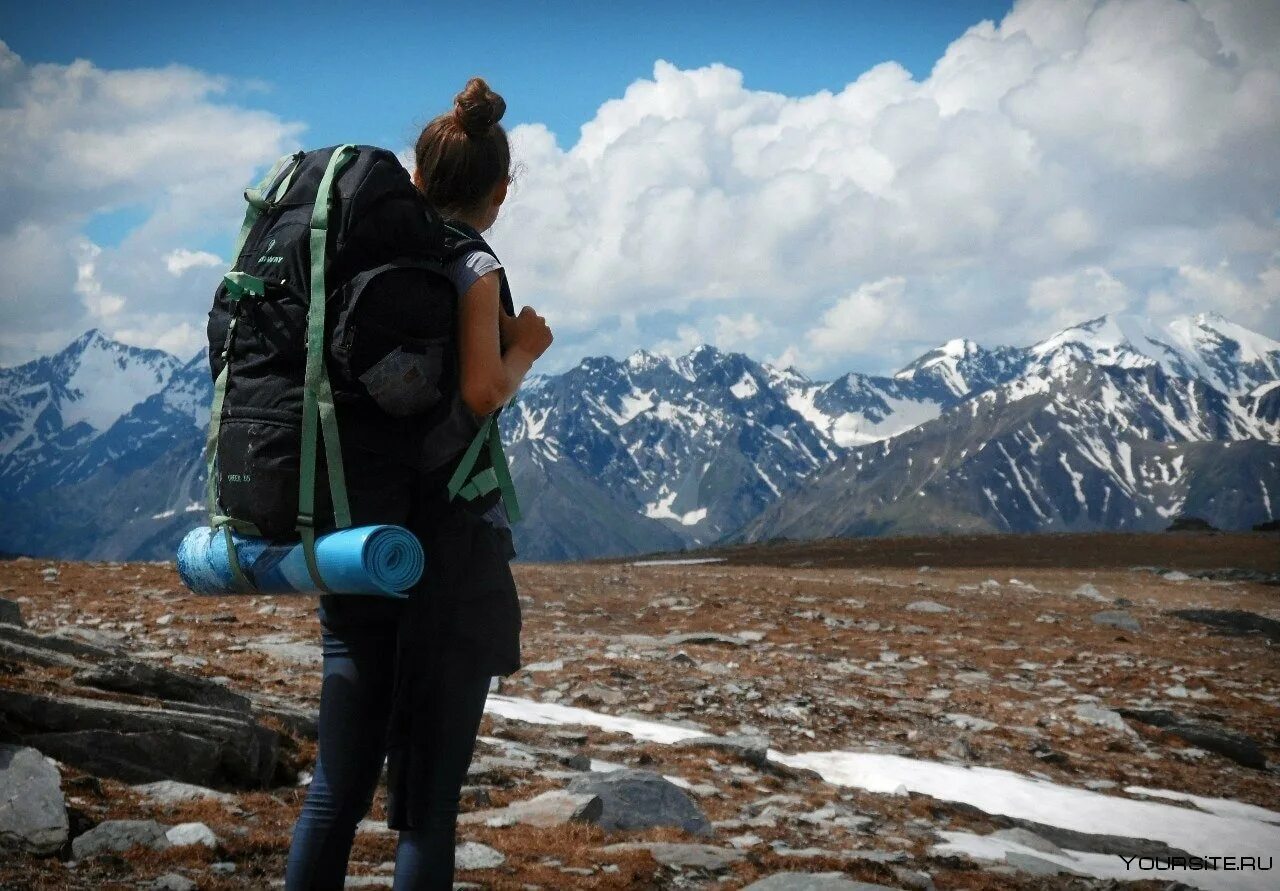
[
  {"left": 741, "top": 315, "right": 1280, "bottom": 542},
  {"left": 1028, "top": 312, "right": 1280, "bottom": 397},
  {"left": 1, "top": 311, "right": 1275, "bottom": 561},
  {"left": 0, "top": 331, "right": 187, "bottom": 498}
]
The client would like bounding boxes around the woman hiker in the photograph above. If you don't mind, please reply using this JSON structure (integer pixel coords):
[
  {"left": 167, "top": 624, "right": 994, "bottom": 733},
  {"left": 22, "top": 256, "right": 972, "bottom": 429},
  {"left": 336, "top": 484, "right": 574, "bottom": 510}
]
[{"left": 284, "top": 77, "right": 553, "bottom": 890}]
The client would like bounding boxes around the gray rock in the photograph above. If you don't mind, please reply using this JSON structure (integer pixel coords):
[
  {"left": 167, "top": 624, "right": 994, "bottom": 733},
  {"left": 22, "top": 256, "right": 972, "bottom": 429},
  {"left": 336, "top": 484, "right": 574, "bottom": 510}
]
[
  {"left": 906, "top": 600, "right": 951, "bottom": 614},
  {"left": 567, "top": 769, "right": 712, "bottom": 836},
  {"left": 71, "top": 819, "right": 170, "bottom": 858},
  {"left": 1072, "top": 583, "right": 1108, "bottom": 603},
  {"left": 459, "top": 790, "right": 602, "bottom": 828},
  {"left": 741, "top": 874, "right": 900, "bottom": 891},
  {"left": 151, "top": 873, "right": 196, "bottom": 891},
  {"left": 252, "top": 702, "right": 319, "bottom": 740},
  {"left": 1091, "top": 610, "right": 1140, "bottom": 633},
  {"left": 770, "top": 846, "right": 905, "bottom": 864},
  {"left": 74, "top": 658, "right": 249, "bottom": 713},
  {"left": 165, "top": 821, "right": 219, "bottom": 848},
  {"left": 1073, "top": 704, "right": 1132, "bottom": 734},
  {"left": 663, "top": 631, "right": 750, "bottom": 647},
  {"left": 132, "top": 779, "right": 235, "bottom": 805},
  {"left": 1005, "top": 851, "right": 1084, "bottom": 876},
  {"left": 1117, "top": 708, "right": 1266, "bottom": 769},
  {"left": 245, "top": 634, "right": 322, "bottom": 665},
  {"left": 673, "top": 734, "right": 771, "bottom": 767},
  {"left": 0, "top": 744, "right": 68, "bottom": 855},
  {"left": 0, "top": 597, "right": 23, "bottom": 627},
  {"left": 998, "top": 816, "right": 1193, "bottom": 859},
  {"left": 990, "top": 828, "right": 1065, "bottom": 856},
  {"left": 891, "top": 868, "right": 935, "bottom": 891},
  {"left": 0, "top": 688, "right": 278, "bottom": 788},
  {"left": 944, "top": 713, "right": 996, "bottom": 732},
  {"left": 454, "top": 840, "right": 505, "bottom": 870},
  {"left": 1166, "top": 608, "right": 1280, "bottom": 643},
  {"left": 600, "top": 841, "right": 744, "bottom": 870}
]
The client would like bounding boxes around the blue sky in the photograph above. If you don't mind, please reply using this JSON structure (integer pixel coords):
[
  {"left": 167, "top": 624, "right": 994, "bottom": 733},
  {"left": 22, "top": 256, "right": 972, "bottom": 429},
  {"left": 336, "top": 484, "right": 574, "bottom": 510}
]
[
  {"left": 3, "top": 0, "right": 1010, "bottom": 249},
  {"left": 1, "top": 0, "right": 1276, "bottom": 371},
  {"left": 4, "top": 1, "right": 1013, "bottom": 142}
]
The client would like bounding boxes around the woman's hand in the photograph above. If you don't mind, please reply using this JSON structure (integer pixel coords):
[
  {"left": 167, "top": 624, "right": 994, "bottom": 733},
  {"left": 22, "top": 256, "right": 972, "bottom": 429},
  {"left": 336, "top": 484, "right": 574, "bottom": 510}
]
[
  {"left": 498, "top": 310, "right": 517, "bottom": 351},
  {"left": 508, "top": 306, "right": 553, "bottom": 362}
]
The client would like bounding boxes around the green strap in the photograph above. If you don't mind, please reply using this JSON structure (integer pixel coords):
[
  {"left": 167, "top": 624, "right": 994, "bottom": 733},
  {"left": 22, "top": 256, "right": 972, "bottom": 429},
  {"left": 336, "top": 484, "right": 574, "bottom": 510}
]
[
  {"left": 232, "top": 152, "right": 294, "bottom": 261},
  {"left": 447, "top": 414, "right": 495, "bottom": 500},
  {"left": 207, "top": 151, "right": 292, "bottom": 515},
  {"left": 204, "top": 362, "right": 229, "bottom": 519},
  {"left": 203, "top": 335, "right": 250, "bottom": 591},
  {"left": 487, "top": 418, "right": 521, "bottom": 523},
  {"left": 200, "top": 151, "right": 306, "bottom": 597},
  {"left": 222, "top": 524, "right": 253, "bottom": 593},
  {"left": 447, "top": 409, "right": 522, "bottom": 523},
  {"left": 223, "top": 272, "right": 265, "bottom": 300},
  {"left": 297, "top": 144, "right": 357, "bottom": 592}
]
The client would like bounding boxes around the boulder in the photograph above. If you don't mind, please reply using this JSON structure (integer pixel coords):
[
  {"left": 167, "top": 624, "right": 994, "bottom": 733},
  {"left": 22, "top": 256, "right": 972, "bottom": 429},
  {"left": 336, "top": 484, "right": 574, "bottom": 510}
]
[
  {"left": 0, "top": 688, "right": 278, "bottom": 788},
  {"left": 459, "top": 789, "right": 602, "bottom": 828},
  {"left": 73, "top": 658, "right": 249, "bottom": 713},
  {"left": 71, "top": 819, "right": 170, "bottom": 859},
  {"left": 132, "top": 779, "right": 235, "bottom": 805},
  {"left": 1117, "top": 708, "right": 1266, "bottom": 769},
  {"left": 906, "top": 600, "right": 952, "bottom": 614},
  {"left": 165, "top": 821, "right": 219, "bottom": 848},
  {"left": 566, "top": 769, "right": 712, "bottom": 836},
  {"left": 662, "top": 631, "right": 751, "bottom": 647},
  {"left": 989, "top": 828, "right": 1065, "bottom": 856},
  {"left": 454, "top": 840, "right": 505, "bottom": 870},
  {"left": 0, "top": 597, "right": 23, "bottom": 627},
  {"left": 1005, "top": 851, "right": 1084, "bottom": 876},
  {"left": 741, "top": 874, "right": 900, "bottom": 891},
  {"left": 600, "top": 841, "right": 743, "bottom": 871},
  {"left": 0, "top": 744, "right": 68, "bottom": 855},
  {"left": 1072, "top": 704, "right": 1132, "bottom": 734},
  {"left": 151, "top": 874, "right": 196, "bottom": 891},
  {"left": 1166, "top": 609, "right": 1280, "bottom": 643},
  {"left": 1071, "top": 583, "right": 1108, "bottom": 603},
  {"left": 672, "top": 734, "right": 771, "bottom": 767}
]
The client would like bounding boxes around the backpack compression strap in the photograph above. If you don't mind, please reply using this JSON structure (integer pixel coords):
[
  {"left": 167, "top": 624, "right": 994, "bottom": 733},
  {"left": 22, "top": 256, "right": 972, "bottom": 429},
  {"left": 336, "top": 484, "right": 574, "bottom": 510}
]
[
  {"left": 205, "top": 150, "right": 303, "bottom": 593},
  {"left": 446, "top": 399, "right": 522, "bottom": 523},
  {"left": 296, "top": 144, "right": 359, "bottom": 592}
]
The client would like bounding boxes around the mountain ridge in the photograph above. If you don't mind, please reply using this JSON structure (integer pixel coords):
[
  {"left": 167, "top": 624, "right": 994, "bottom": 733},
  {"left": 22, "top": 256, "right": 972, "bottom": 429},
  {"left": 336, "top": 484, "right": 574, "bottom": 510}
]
[{"left": 1, "top": 311, "right": 1276, "bottom": 561}]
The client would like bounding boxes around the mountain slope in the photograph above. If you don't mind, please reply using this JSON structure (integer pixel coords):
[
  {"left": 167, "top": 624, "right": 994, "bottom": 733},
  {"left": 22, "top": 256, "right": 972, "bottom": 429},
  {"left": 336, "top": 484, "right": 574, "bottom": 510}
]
[
  {"left": 740, "top": 357, "right": 1280, "bottom": 541},
  {"left": 1, "top": 311, "right": 1276, "bottom": 562}
]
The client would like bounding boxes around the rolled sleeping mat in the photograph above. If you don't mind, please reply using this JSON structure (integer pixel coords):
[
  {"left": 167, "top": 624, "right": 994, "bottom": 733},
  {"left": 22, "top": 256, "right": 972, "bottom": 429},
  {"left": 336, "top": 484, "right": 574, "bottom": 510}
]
[{"left": 177, "top": 525, "right": 423, "bottom": 597}]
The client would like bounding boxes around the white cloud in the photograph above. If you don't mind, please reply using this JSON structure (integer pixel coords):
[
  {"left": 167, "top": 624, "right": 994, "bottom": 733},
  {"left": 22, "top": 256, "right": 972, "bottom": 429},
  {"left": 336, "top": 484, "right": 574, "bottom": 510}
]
[
  {"left": 484, "top": 0, "right": 1280, "bottom": 376},
  {"left": 4, "top": 0, "right": 1280, "bottom": 376},
  {"left": 1028, "top": 267, "right": 1135, "bottom": 332},
  {"left": 806, "top": 277, "right": 913, "bottom": 356},
  {"left": 0, "top": 40, "right": 301, "bottom": 363},
  {"left": 164, "top": 248, "right": 223, "bottom": 277}
]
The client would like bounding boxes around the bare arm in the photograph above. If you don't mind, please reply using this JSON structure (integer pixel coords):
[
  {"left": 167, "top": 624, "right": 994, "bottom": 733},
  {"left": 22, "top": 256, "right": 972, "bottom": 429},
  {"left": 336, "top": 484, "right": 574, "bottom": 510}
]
[{"left": 457, "top": 272, "right": 552, "bottom": 416}]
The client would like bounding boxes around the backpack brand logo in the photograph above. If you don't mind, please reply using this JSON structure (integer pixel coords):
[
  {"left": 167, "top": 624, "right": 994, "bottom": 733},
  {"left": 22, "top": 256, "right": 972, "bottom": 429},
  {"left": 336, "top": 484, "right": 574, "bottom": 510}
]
[{"left": 258, "top": 238, "right": 283, "bottom": 264}]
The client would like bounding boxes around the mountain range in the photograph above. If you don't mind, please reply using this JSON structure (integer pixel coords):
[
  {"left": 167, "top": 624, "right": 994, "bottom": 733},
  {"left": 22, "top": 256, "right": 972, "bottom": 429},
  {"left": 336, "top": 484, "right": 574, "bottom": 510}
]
[{"left": 1, "top": 312, "right": 1276, "bottom": 562}]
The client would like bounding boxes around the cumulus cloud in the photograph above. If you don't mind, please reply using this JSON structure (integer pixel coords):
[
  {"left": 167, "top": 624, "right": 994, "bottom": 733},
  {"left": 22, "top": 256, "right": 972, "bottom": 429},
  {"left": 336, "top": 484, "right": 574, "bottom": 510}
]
[
  {"left": 4, "top": 0, "right": 1279, "bottom": 377},
  {"left": 487, "top": 0, "right": 1280, "bottom": 376},
  {"left": 0, "top": 40, "right": 301, "bottom": 361}
]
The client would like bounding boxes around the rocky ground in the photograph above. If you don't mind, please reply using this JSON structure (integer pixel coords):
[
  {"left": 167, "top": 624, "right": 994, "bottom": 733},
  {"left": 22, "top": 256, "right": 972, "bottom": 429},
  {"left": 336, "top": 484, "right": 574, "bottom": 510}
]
[{"left": 1, "top": 531, "right": 1277, "bottom": 890}]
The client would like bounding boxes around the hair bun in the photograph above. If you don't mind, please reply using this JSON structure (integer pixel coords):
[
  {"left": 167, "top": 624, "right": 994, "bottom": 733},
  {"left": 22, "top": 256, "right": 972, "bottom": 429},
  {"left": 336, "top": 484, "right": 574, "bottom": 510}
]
[{"left": 453, "top": 77, "right": 506, "bottom": 138}]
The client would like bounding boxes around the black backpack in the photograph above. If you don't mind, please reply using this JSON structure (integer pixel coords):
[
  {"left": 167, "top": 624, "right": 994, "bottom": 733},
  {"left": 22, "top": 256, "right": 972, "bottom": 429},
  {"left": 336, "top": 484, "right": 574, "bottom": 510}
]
[{"left": 204, "top": 144, "right": 519, "bottom": 591}]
